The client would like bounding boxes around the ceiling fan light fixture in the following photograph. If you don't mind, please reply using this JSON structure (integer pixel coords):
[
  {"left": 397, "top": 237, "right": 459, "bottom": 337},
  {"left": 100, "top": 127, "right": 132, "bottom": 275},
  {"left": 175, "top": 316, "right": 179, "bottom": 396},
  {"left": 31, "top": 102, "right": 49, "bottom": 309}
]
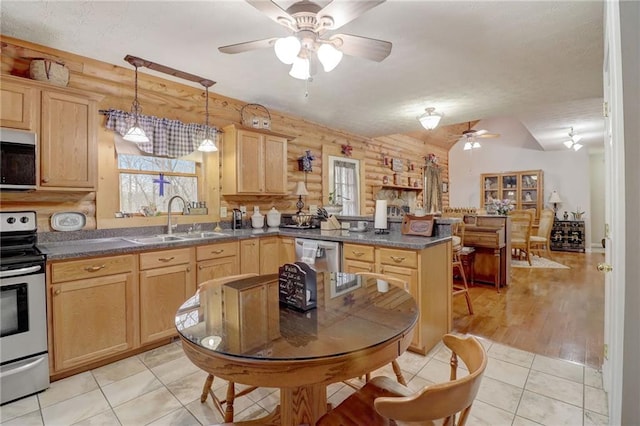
[
  {"left": 563, "top": 140, "right": 574, "bottom": 149},
  {"left": 317, "top": 43, "right": 343, "bottom": 72},
  {"left": 418, "top": 107, "right": 443, "bottom": 130},
  {"left": 275, "top": 36, "right": 302, "bottom": 65},
  {"left": 289, "top": 56, "right": 310, "bottom": 80},
  {"left": 572, "top": 143, "right": 583, "bottom": 151},
  {"left": 463, "top": 141, "right": 473, "bottom": 151},
  {"left": 123, "top": 62, "right": 149, "bottom": 144}
]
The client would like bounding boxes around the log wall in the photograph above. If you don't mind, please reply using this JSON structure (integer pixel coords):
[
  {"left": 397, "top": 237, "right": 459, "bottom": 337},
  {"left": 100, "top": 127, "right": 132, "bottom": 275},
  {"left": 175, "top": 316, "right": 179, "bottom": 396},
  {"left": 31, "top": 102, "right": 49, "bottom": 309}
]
[{"left": 1, "top": 36, "right": 452, "bottom": 230}]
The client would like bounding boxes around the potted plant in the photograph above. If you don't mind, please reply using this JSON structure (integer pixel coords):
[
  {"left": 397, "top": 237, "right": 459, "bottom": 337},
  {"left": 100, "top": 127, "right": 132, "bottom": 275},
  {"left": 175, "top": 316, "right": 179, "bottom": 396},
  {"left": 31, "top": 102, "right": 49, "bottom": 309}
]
[{"left": 324, "top": 189, "right": 349, "bottom": 215}]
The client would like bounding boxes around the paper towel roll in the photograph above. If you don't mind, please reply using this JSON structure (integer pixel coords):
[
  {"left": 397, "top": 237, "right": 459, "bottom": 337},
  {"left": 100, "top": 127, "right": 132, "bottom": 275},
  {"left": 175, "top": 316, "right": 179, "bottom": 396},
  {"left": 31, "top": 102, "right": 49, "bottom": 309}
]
[{"left": 374, "top": 200, "right": 388, "bottom": 229}]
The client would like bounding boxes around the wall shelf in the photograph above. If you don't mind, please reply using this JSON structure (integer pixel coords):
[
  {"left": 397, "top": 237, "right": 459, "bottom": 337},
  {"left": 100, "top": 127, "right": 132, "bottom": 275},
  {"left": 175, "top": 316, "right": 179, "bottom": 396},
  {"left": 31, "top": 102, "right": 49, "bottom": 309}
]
[{"left": 373, "top": 184, "right": 422, "bottom": 192}]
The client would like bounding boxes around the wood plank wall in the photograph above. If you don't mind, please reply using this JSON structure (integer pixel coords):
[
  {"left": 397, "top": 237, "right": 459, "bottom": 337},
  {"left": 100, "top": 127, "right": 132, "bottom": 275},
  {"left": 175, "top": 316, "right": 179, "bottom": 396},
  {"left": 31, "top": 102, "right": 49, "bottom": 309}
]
[{"left": 1, "top": 36, "right": 451, "bottom": 229}]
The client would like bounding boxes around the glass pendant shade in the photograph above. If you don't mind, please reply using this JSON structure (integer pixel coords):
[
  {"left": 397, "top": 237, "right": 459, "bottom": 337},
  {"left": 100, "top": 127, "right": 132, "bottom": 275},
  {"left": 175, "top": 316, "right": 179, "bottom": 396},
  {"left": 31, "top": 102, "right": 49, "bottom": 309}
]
[
  {"left": 198, "top": 136, "right": 218, "bottom": 152},
  {"left": 197, "top": 84, "right": 218, "bottom": 152},
  {"left": 289, "top": 56, "right": 310, "bottom": 80},
  {"left": 572, "top": 143, "right": 583, "bottom": 151},
  {"left": 473, "top": 141, "right": 481, "bottom": 149},
  {"left": 275, "top": 36, "right": 301, "bottom": 65},
  {"left": 123, "top": 121, "right": 149, "bottom": 143},
  {"left": 564, "top": 140, "right": 574, "bottom": 149},
  {"left": 463, "top": 141, "right": 473, "bottom": 151},
  {"left": 418, "top": 107, "right": 443, "bottom": 130},
  {"left": 317, "top": 44, "right": 343, "bottom": 72}
]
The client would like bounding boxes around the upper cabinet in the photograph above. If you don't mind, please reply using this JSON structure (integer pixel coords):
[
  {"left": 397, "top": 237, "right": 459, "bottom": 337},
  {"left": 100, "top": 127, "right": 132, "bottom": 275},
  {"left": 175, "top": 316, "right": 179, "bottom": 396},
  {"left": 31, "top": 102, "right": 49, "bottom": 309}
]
[
  {"left": 0, "top": 76, "right": 102, "bottom": 191},
  {"left": 481, "top": 170, "right": 544, "bottom": 222},
  {"left": 222, "top": 124, "right": 292, "bottom": 195}
]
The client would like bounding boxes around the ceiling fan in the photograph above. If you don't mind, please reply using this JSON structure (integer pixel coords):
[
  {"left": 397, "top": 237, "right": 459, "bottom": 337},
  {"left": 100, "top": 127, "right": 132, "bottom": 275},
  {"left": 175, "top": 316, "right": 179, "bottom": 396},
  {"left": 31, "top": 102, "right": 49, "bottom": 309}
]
[
  {"left": 218, "top": 0, "right": 392, "bottom": 79},
  {"left": 448, "top": 122, "right": 500, "bottom": 150}
]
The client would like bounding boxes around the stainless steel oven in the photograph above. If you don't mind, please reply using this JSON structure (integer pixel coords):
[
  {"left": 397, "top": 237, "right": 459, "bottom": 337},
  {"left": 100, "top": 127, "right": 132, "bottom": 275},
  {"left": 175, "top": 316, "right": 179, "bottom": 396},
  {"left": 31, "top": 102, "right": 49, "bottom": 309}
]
[
  {"left": 0, "top": 128, "right": 37, "bottom": 191},
  {"left": 0, "top": 211, "right": 49, "bottom": 405}
]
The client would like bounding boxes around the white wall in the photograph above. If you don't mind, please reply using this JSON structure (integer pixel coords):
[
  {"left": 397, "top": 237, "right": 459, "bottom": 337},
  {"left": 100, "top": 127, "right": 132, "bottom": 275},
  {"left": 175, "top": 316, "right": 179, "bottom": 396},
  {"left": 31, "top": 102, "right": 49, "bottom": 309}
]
[
  {"left": 449, "top": 117, "right": 592, "bottom": 249},
  {"left": 589, "top": 151, "right": 605, "bottom": 247}
]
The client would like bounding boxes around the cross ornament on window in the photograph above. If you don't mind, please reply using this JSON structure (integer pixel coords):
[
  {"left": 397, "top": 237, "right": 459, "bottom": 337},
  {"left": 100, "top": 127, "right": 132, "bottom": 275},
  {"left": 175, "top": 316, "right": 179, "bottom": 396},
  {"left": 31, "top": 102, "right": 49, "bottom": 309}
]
[{"left": 153, "top": 173, "right": 171, "bottom": 196}]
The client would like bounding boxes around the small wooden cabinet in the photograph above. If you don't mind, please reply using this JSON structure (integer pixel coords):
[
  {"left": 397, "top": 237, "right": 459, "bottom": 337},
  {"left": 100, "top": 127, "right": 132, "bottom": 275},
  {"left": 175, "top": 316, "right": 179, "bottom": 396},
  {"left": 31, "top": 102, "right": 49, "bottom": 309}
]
[
  {"left": 222, "top": 124, "right": 291, "bottom": 195},
  {"left": 481, "top": 170, "right": 544, "bottom": 222},
  {"left": 196, "top": 241, "right": 240, "bottom": 284},
  {"left": 0, "top": 75, "right": 101, "bottom": 191},
  {"left": 139, "top": 248, "right": 195, "bottom": 344},
  {"left": 551, "top": 220, "right": 586, "bottom": 252},
  {"left": 49, "top": 255, "right": 137, "bottom": 372}
]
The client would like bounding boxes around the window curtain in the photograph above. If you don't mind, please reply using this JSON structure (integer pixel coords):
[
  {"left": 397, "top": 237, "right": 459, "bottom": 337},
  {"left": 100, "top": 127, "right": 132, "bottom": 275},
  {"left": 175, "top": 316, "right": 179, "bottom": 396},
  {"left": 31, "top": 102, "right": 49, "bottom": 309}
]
[
  {"left": 423, "top": 164, "right": 443, "bottom": 213},
  {"left": 334, "top": 160, "right": 358, "bottom": 215},
  {"left": 102, "top": 109, "right": 220, "bottom": 158}
]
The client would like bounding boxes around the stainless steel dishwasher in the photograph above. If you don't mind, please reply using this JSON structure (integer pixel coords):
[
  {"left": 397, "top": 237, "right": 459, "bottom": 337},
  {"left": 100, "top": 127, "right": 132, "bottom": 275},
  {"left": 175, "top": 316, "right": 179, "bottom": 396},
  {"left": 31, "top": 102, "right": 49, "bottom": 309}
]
[{"left": 294, "top": 238, "right": 341, "bottom": 272}]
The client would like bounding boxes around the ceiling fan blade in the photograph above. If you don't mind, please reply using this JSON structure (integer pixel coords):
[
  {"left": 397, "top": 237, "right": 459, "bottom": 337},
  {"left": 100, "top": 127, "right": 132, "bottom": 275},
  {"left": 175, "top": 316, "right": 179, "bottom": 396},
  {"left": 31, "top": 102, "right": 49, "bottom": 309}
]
[
  {"left": 477, "top": 133, "right": 500, "bottom": 139},
  {"left": 317, "top": 0, "right": 385, "bottom": 31},
  {"left": 330, "top": 33, "right": 392, "bottom": 62},
  {"left": 218, "top": 37, "right": 278, "bottom": 54},
  {"left": 246, "top": 0, "right": 295, "bottom": 28}
]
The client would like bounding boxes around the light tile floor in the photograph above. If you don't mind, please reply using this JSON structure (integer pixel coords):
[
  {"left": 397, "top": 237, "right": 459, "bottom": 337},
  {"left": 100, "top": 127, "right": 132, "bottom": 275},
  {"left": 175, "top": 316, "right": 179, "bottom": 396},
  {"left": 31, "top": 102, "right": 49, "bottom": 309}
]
[{"left": 0, "top": 335, "right": 609, "bottom": 426}]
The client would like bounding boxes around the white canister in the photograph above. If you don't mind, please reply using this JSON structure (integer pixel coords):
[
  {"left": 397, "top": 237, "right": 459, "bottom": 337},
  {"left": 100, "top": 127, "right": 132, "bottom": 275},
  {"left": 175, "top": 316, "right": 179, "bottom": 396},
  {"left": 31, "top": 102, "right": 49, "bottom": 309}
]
[
  {"left": 266, "top": 207, "right": 281, "bottom": 228},
  {"left": 251, "top": 212, "right": 265, "bottom": 228}
]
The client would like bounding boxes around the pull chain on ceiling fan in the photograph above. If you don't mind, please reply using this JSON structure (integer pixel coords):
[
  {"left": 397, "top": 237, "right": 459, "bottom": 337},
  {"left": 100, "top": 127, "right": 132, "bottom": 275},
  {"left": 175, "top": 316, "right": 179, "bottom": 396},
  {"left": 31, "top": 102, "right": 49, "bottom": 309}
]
[{"left": 218, "top": 0, "right": 392, "bottom": 80}]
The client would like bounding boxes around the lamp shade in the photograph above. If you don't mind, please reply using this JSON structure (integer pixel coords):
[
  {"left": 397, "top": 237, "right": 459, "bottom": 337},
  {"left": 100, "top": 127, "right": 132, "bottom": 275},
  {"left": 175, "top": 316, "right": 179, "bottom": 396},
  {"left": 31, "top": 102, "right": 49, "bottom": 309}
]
[
  {"left": 274, "top": 36, "right": 301, "bottom": 65},
  {"left": 123, "top": 123, "right": 149, "bottom": 143},
  {"left": 317, "top": 44, "right": 343, "bottom": 72},
  {"left": 548, "top": 191, "right": 562, "bottom": 203},
  {"left": 294, "top": 181, "right": 308, "bottom": 196},
  {"left": 289, "top": 56, "right": 310, "bottom": 80},
  {"left": 418, "top": 107, "right": 443, "bottom": 130},
  {"left": 197, "top": 136, "right": 218, "bottom": 152}
]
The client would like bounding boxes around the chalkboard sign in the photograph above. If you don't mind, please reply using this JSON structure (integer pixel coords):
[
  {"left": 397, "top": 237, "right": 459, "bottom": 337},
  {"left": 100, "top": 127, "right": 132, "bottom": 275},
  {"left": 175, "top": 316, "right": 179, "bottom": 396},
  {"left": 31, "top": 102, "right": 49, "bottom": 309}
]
[{"left": 278, "top": 262, "right": 317, "bottom": 311}]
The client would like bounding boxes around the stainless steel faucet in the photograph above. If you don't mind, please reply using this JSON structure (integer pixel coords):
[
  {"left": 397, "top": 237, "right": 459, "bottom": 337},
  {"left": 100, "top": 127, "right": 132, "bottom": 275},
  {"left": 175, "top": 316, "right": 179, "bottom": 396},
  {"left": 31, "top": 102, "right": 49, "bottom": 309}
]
[{"left": 167, "top": 195, "right": 189, "bottom": 234}]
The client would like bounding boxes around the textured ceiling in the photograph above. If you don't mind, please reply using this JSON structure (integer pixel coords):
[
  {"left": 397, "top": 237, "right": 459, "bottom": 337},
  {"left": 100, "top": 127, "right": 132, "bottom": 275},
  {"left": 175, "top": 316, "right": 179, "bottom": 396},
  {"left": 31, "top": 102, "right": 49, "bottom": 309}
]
[{"left": 0, "top": 0, "right": 605, "bottom": 151}]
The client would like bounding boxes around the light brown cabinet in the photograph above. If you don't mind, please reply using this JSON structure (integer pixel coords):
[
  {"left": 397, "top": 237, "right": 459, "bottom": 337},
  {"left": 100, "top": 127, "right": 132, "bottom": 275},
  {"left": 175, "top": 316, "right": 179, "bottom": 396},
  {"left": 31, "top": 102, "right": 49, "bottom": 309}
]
[
  {"left": 279, "top": 237, "right": 296, "bottom": 265},
  {"left": 139, "top": 248, "right": 195, "bottom": 345},
  {"left": 481, "top": 170, "right": 544, "bottom": 222},
  {"left": 342, "top": 241, "right": 452, "bottom": 355},
  {"left": 222, "top": 124, "right": 291, "bottom": 195},
  {"left": 196, "top": 241, "right": 239, "bottom": 284},
  {"left": 49, "top": 255, "right": 137, "bottom": 372},
  {"left": 0, "top": 75, "right": 101, "bottom": 191},
  {"left": 241, "top": 237, "right": 282, "bottom": 275}
]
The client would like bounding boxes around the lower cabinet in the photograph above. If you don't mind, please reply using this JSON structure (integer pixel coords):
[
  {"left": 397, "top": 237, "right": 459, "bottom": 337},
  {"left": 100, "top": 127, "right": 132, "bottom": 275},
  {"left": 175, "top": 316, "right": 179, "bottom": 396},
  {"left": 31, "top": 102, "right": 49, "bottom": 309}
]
[
  {"left": 196, "top": 241, "right": 239, "bottom": 284},
  {"left": 49, "top": 255, "right": 137, "bottom": 372},
  {"left": 139, "top": 248, "right": 195, "bottom": 345},
  {"left": 343, "top": 243, "right": 375, "bottom": 273},
  {"left": 279, "top": 237, "right": 296, "bottom": 264},
  {"left": 259, "top": 237, "right": 280, "bottom": 274}
]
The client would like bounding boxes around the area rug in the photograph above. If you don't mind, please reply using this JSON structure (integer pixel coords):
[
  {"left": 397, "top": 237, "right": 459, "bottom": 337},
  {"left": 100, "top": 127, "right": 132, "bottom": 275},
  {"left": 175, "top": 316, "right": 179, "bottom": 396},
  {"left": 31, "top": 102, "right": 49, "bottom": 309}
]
[{"left": 511, "top": 255, "right": 570, "bottom": 269}]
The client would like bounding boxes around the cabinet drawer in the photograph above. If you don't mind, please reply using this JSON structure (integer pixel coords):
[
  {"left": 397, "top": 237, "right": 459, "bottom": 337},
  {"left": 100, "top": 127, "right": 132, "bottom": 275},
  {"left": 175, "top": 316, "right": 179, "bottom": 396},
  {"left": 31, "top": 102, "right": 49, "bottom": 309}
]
[
  {"left": 197, "top": 241, "right": 238, "bottom": 261},
  {"left": 51, "top": 255, "right": 134, "bottom": 283},
  {"left": 140, "top": 248, "right": 191, "bottom": 270},
  {"left": 344, "top": 243, "right": 375, "bottom": 262},
  {"left": 377, "top": 248, "right": 418, "bottom": 269}
]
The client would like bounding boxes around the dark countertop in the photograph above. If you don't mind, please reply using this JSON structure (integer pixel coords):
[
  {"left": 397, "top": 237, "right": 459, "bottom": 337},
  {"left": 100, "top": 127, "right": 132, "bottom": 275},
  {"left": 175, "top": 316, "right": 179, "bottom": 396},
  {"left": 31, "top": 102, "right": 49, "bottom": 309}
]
[{"left": 39, "top": 227, "right": 451, "bottom": 261}]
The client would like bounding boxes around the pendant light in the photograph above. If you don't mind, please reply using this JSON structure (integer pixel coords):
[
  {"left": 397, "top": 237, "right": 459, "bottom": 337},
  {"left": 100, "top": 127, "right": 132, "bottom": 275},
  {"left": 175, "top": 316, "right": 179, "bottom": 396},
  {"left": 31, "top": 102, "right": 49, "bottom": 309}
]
[
  {"left": 418, "top": 107, "right": 443, "bottom": 130},
  {"left": 563, "top": 127, "right": 583, "bottom": 151},
  {"left": 197, "top": 79, "right": 218, "bottom": 152},
  {"left": 123, "top": 58, "right": 149, "bottom": 143}
]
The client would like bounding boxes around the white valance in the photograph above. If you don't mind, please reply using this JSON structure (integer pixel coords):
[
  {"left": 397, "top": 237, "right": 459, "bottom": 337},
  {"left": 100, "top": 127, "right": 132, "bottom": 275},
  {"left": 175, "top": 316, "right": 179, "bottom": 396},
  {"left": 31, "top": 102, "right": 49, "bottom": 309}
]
[{"left": 102, "top": 109, "right": 220, "bottom": 158}]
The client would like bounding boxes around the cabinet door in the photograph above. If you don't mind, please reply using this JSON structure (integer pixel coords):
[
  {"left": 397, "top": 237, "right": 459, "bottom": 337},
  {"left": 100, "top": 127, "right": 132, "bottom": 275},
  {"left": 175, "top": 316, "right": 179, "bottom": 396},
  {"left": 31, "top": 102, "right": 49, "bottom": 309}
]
[
  {"left": 237, "top": 130, "right": 263, "bottom": 193},
  {"left": 377, "top": 263, "right": 420, "bottom": 348},
  {"left": 51, "top": 272, "right": 136, "bottom": 371},
  {"left": 343, "top": 258, "right": 374, "bottom": 274},
  {"left": 40, "top": 90, "right": 97, "bottom": 190},
  {"left": 240, "top": 239, "right": 260, "bottom": 274},
  {"left": 279, "top": 237, "right": 296, "bottom": 264},
  {"left": 263, "top": 135, "right": 287, "bottom": 193},
  {"left": 139, "top": 263, "right": 195, "bottom": 344},
  {"left": 259, "top": 237, "right": 280, "bottom": 274},
  {"left": 197, "top": 256, "right": 240, "bottom": 284},
  {"left": 0, "top": 80, "right": 37, "bottom": 130}
]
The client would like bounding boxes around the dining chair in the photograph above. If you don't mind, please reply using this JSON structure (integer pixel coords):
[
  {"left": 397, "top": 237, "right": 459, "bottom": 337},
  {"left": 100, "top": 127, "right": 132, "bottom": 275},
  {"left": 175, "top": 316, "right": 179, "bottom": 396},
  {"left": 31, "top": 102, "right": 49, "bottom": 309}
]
[
  {"left": 530, "top": 208, "right": 554, "bottom": 259},
  {"left": 510, "top": 209, "right": 534, "bottom": 265},
  {"left": 197, "top": 273, "right": 259, "bottom": 423},
  {"left": 345, "top": 272, "right": 411, "bottom": 389},
  {"left": 451, "top": 221, "right": 474, "bottom": 314},
  {"left": 316, "top": 334, "right": 487, "bottom": 426}
]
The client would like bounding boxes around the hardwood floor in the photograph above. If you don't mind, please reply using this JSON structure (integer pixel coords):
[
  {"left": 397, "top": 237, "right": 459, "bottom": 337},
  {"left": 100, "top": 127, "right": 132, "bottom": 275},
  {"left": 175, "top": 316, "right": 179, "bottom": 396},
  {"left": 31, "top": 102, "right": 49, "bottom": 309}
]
[{"left": 453, "top": 250, "right": 605, "bottom": 369}]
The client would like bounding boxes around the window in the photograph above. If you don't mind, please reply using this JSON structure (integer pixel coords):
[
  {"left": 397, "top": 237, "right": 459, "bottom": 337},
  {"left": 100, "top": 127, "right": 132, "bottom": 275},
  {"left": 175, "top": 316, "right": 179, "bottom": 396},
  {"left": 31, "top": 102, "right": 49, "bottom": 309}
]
[
  {"left": 329, "top": 156, "right": 360, "bottom": 215},
  {"left": 118, "top": 154, "right": 199, "bottom": 214}
]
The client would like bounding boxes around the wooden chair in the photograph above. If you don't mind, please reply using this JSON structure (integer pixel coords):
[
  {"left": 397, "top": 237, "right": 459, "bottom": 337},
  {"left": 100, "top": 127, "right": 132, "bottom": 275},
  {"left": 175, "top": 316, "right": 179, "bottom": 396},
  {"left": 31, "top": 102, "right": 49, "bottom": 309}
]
[
  {"left": 316, "top": 334, "right": 487, "bottom": 426},
  {"left": 345, "top": 272, "right": 410, "bottom": 389},
  {"left": 510, "top": 209, "right": 534, "bottom": 265},
  {"left": 451, "top": 221, "right": 473, "bottom": 314},
  {"left": 530, "top": 208, "right": 554, "bottom": 259},
  {"left": 197, "top": 273, "right": 259, "bottom": 423}
]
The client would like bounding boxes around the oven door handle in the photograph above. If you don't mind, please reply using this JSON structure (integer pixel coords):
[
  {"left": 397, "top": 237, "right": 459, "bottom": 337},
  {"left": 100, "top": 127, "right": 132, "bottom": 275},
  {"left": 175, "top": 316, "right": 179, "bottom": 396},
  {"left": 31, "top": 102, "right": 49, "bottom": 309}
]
[
  {"left": 0, "top": 265, "right": 42, "bottom": 278},
  {"left": 0, "top": 356, "right": 46, "bottom": 378}
]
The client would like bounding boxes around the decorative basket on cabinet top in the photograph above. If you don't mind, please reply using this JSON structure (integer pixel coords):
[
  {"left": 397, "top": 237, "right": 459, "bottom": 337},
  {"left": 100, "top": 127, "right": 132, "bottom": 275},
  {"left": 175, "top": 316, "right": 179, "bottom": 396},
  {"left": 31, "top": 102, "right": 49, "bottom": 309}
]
[{"left": 29, "top": 59, "right": 69, "bottom": 87}]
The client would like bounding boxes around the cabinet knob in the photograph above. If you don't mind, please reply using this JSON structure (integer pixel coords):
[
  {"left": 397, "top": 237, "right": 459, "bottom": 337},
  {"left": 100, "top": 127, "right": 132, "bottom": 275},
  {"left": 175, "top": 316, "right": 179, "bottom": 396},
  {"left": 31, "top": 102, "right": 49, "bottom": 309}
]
[
  {"left": 54, "top": 289, "right": 61, "bottom": 295},
  {"left": 597, "top": 263, "right": 613, "bottom": 272},
  {"left": 198, "top": 265, "right": 204, "bottom": 270},
  {"left": 186, "top": 267, "right": 191, "bottom": 272},
  {"left": 158, "top": 257, "right": 175, "bottom": 262},
  {"left": 84, "top": 264, "right": 106, "bottom": 272}
]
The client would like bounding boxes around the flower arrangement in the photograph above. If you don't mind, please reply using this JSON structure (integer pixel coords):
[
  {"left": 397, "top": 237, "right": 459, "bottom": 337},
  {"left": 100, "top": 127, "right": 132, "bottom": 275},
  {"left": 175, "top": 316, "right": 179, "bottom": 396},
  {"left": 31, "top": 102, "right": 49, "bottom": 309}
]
[
  {"left": 572, "top": 207, "right": 585, "bottom": 220},
  {"left": 426, "top": 153, "right": 438, "bottom": 164},
  {"left": 492, "top": 199, "right": 514, "bottom": 215}
]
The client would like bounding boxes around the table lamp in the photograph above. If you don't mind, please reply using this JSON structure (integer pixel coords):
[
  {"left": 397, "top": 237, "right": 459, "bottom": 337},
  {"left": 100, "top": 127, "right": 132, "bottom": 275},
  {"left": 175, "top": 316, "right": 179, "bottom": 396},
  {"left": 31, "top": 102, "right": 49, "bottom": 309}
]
[
  {"left": 294, "top": 181, "right": 308, "bottom": 215},
  {"left": 548, "top": 191, "right": 562, "bottom": 219}
]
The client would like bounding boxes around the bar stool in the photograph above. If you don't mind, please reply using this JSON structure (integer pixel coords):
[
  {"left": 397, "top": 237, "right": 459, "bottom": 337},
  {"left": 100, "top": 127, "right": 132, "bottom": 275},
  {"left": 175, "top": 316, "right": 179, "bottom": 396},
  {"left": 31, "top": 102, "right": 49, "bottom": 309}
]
[{"left": 452, "top": 222, "right": 473, "bottom": 315}]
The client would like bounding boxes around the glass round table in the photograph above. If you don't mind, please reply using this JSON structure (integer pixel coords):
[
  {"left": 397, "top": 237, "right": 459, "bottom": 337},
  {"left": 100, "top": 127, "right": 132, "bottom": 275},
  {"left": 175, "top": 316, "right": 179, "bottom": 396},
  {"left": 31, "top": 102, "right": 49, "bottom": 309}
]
[{"left": 175, "top": 272, "right": 418, "bottom": 425}]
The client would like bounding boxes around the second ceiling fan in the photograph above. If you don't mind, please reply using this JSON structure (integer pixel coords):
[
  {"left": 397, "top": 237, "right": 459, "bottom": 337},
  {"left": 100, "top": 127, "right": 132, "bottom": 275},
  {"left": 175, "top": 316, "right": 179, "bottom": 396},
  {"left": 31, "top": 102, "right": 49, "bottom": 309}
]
[
  {"left": 449, "top": 122, "right": 500, "bottom": 150},
  {"left": 218, "top": 0, "right": 392, "bottom": 79}
]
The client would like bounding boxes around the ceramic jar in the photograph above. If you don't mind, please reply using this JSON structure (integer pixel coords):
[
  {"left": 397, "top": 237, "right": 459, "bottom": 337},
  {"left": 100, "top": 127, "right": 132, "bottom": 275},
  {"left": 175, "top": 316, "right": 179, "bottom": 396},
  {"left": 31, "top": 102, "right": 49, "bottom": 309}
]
[
  {"left": 266, "top": 207, "right": 281, "bottom": 228},
  {"left": 251, "top": 212, "right": 264, "bottom": 228}
]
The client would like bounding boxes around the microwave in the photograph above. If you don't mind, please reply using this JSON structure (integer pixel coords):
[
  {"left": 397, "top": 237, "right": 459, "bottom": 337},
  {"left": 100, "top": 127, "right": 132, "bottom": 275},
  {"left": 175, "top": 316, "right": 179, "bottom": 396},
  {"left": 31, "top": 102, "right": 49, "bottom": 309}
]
[{"left": 0, "top": 128, "right": 37, "bottom": 191}]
